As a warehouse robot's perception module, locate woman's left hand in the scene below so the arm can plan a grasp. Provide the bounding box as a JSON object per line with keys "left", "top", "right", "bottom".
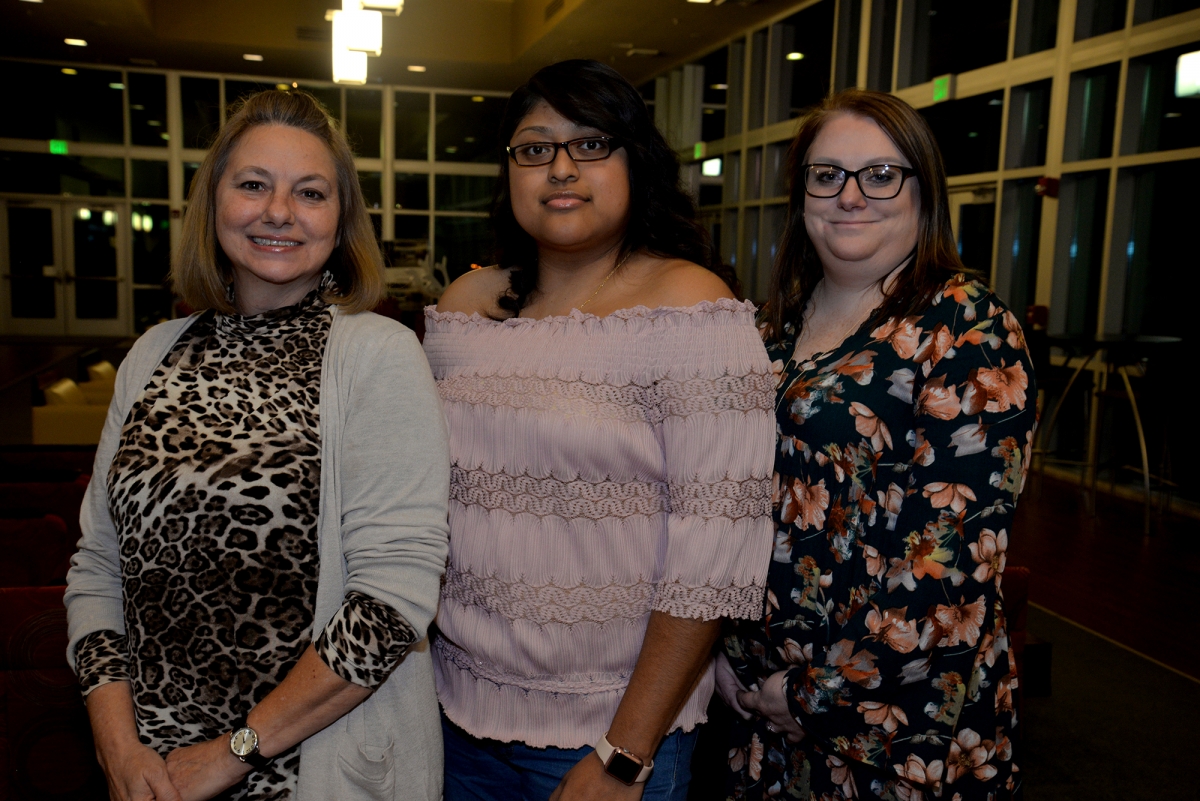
{"left": 549, "top": 753, "right": 645, "bottom": 801}
{"left": 164, "top": 737, "right": 250, "bottom": 801}
{"left": 736, "top": 670, "right": 806, "bottom": 743}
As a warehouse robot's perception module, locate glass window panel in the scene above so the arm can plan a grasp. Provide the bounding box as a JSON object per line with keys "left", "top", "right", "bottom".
{"left": 131, "top": 160, "right": 169, "bottom": 199}
{"left": 346, "top": 88, "right": 382, "bottom": 158}
{"left": 0, "top": 153, "right": 124, "bottom": 196}
{"left": 1133, "top": 0, "right": 1200, "bottom": 21}
{"left": 1063, "top": 63, "right": 1120, "bottom": 161}
{"left": 394, "top": 213, "right": 430, "bottom": 243}
{"left": 920, "top": 91, "right": 1004, "bottom": 175}
{"left": 134, "top": 288, "right": 174, "bottom": 333}
{"left": 1113, "top": 159, "right": 1198, "bottom": 337}
{"left": 1121, "top": 40, "right": 1200, "bottom": 154}
{"left": 395, "top": 173, "right": 430, "bottom": 210}
{"left": 726, "top": 40, "right": 746, "bottom": 137}
{"left": 721, "top": 209, "right": 739, "bottom": 268}
{"left": 867, "top": 0, "right": 898, "bottom": 92}
{"left": 129, "top": 72, "right": 168, "bottom": 148}
{"left": 1050, "top": 170, "right": 1109, "bottom": 337}
{"left": 957, "top": 199, "right": 996, "bottom": 274}
{"left": 72, "top": 205, "right": 119, "bottom": 319}
{"left": 760, "top": 204, "right": 788, "bottom": 301}
{"left": 181, "top": 77, "right": 220, "bottom": 149}
{"left": 225, "top": 80, "right": 278, "bottom": 111}
{"left": 1074, "top": 0, "right": 1127, "bottom": 40}
{"left": 767, "top": 0, "right": 835, "bottom": 123}
{"left": 835, "top": 0, "right": 862, "bottom": 91}
{"left": 701, "top": 48, "right": 728, "bottom": 105}
{"left": 701, "top": 109, "right": 727, "bottom": 142}
{"left": 369, "top": 213, "right": 383, "bottom": 244}
{"left": 1014, "top": 0, "right": 1060, "bottom": 56}
{"left": 0, "top": 63, "right": 123, "bottom": 143}
{"left": 639, "top": 80, "right": 657, "bottom": 102}
{"left": 699, "top": 183, "right": 723, "bottom": 206}
{"left": 899, "top": 1, "right": 1012, "bottom": 88}
{"left": 748, "top": 29, "right": 768, "bottom": 130}
{"left": 394, "top": 92, "right": 430, "bottom": 161}
{"left": 434, "top": 216, "right": 493, "bottom": 280}
{"left": 994, "top": 178, "right": 1043, "bottom": 314}
{"left": 298, "top": 84, "right": 341, "bottom": 123}
{"left": 5, "top": 206, "right": 57, "bottom": 319}
{"left": 358, "top": 171, "right": 382, "bottom": 210}
{"left": 765, "top": 143, "right": 789, "bottom": 199}
{"left": 183, "top": 162, "right": 201, "bottom": 201}
{"left": 436, "top": 95, "right": 506, "bottom": 163}
{"left": 746, "top": 147, "right": 763, "bottom": 200}
{"left": 724, "top": 151, "right": 742, "bottom": 203}
{"left": 435, "top": 175, "right": 497, "bottom": 212}
{"left": 740, "top": 206, "right": 761, "bottom": 297}
{"left": 1005, "top": 79, "right": 1053, "bottom": 168}
{"left": 131, "top": 204, "right": 171, "bottom": 285}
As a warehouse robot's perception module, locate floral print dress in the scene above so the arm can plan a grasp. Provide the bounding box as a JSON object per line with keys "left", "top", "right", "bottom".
{"left": 724, "top": 277, "right": 1034, "bottom": 801}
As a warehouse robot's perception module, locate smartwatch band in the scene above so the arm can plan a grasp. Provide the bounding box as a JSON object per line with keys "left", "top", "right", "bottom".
{"left": 595, "top": 733, "right": 654, "bottom": 784}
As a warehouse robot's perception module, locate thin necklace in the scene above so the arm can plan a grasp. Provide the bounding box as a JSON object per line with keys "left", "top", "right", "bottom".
{"left": 577, "top": 251, "right": 633, "bottom": 311}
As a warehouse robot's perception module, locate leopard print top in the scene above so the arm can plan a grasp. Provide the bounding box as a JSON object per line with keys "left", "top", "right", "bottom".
{"left": 75, "top": 287, "right": 416, "bottom": 799}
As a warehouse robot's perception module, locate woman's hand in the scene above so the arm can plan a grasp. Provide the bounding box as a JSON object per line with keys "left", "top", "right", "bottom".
{"left": 713, "top": 651, "right": 753, "bottom": 720}
{"left": 96, "top": 739, "right": 182, "bottom": 801}
{"left": 549, "top": 752, "right": 645, "bottom": 801}
{"left": 736, "top": 669, "right": 806, "bottom": 742}
{"left": 164, "top": 737, "right": 250, "bottom": 801}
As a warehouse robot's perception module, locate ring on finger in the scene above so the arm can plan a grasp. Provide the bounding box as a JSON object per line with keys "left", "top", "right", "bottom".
{"left": 766, "top": 721, "right": 780, "bottom": 733}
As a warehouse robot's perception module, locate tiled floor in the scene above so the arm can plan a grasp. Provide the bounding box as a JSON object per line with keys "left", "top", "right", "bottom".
{"left": 1008, "top": 473, "right": 1200, "bottom": 680}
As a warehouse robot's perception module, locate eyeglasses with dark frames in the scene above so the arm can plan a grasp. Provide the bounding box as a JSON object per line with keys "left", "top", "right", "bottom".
{"left": 802, "top": 163, "right": 918, "bottom": 200}
{"left": 506, "top": 136, "right": 622, "bottom": 167}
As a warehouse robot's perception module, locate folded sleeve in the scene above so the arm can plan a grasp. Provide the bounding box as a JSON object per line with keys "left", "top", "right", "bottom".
{"left": 783, "top": 298, "right": 1036, "bottom": 790}
{"left": 649, "top": 309, "right": 777, "bottom": 621}
{"left": 74, "top": 629, "right": 130, "bottom": 697}
{"left": 315, "top": 591, "right": 418, "bottom": 688}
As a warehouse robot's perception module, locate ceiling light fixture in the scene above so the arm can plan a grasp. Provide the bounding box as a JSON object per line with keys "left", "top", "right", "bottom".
{"left": 710, "top": 83, "right": 727, "bottom": 90}
{"left": 64, "top": 38, "right": 87, "bottom": 47}
{"left": 687, "top": 0, "right": 713, "bottom": 3}
{"left": 243, "top": 53, "right": 264, "bottom": 61}
{"left": 786, "top": 51, "right": 804, "bottom": 61}
{"left": 407, "top": 65, "right": 426, "bottom": 72}
{"left": 332, "top": 47, "right": 368, "bottom": 84}
{"left": 332, "top": 6, "right": 382, "bottom": 56}
{"left": 61, "top": 68, "right": 77, "bottom": 75}
{"left": 471, "top": 96, "right": 484, "bottom": 102}
{"left": 1177, "top": 50, "right": 1200, "bottom": 98}
{"left": 362, "top": 0, "right": 403, "bottom": 12}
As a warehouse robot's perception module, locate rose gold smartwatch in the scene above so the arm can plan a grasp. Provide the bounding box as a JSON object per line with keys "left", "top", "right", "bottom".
{"left": 594, "top": 733, "right": 654, "bottom": 785}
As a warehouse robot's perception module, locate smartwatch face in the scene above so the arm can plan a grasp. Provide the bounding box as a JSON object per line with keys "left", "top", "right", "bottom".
{"left": 605, "top": 752, "right": 642, "bottom": 785}
{"left": 231, "top": 728, "right": 258, "bottom": 758}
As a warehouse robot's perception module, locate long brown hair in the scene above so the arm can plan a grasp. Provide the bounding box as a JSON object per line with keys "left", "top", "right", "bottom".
{"left": 172, "top": 89, "right": 385, "bottom": 314}
{"left": 766, "top": 89, "right": 972, "bottom": 340}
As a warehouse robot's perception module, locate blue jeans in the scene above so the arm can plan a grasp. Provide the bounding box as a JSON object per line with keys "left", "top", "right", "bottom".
{"left": 442, "top": 713, "right": 698, "bottom": 801}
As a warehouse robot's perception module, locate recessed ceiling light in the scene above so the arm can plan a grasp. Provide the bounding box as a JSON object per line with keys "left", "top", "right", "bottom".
{"left": 407, "top": 65, "right": 426, "bottom": 72}
{"left": 786, "top": 52, "right": 804, "bottom": 61}
{"left": 20, "top": 0, "right": 44, "bottom": 4}
{"left": 61, "top": 68, "right": 77, "bottom": 75}
{"left": 687, "top": 0, "right": 712, "bottom": 3}
{"left": 710, "top": 83, "right": 727, "bottom": 90}
{"left": 243, "top": 53, "right": 264, "bottom": 62}
{"left": 471, "top": 96, "right": 484, "bottom": 102}
{"left": 65, "top": 38, "right": 88, "bottom": 47}
{"left": 109, "top": 82, "right": 124, "bottom": 90}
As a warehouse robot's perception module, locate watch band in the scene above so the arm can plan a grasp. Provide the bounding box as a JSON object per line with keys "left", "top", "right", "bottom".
{"left": 595, "top": 733, "right": 654, "bottom": 784}
{"left": 229, "top": 715, "right": 271, "bottom": 770}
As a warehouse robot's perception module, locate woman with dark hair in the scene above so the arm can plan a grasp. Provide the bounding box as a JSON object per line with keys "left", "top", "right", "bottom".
{"left": 65, "top": 89, "right": 450, "bottom": 801}
{"left": 422, "top": 60, "right": 776, "bottom": 801}
{"left": 717, "top": 89, "right": 1033, "bottom": 800}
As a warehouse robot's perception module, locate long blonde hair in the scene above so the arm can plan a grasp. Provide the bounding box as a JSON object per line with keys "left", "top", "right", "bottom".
{"left": 172, "top": 89, "right": 385, "bottom": 314}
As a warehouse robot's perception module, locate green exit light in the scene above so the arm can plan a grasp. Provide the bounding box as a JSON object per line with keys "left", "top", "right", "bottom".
{"left": 693, "top": 142, "right": 706, "bottom": 160}
{"left": 49, "top": 140, "right": 69, "bottom": 155}
{"left": 932, "top": 75, "right": 952, "bottom": 103}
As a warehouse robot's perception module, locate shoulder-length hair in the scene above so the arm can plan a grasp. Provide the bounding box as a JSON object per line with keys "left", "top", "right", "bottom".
{"left": 492, "top": 59, "right": 738, "bottom": 316}
{"left": 766, "top": 89, "right": 972, "bottom": 340}
{"left": 172, "top": 89, "right": 385, "bottom": 314}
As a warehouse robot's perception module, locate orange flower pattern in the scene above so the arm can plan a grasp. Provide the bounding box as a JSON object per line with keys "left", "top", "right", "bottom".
{"left": 725, "top": 278, "right": 1033, "bottom": 800}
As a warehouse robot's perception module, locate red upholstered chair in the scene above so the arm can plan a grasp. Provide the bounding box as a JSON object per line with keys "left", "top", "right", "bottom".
{"left": 0, "top": 516, "right": 73, "bottom": 588}
{"left": 0, "top": 586, "right": 106, "bottom": 799}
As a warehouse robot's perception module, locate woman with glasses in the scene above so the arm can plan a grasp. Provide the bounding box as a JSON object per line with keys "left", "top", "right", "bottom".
{"left": 421, "top": 60, "right": 776, "bottom": 801}
{"left": 717, "top": 90, "right": 1034, "bottom": 800}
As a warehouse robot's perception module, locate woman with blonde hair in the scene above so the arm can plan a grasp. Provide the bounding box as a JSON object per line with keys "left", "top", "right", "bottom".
{"left": 65, "top": 89, "right": 450, "bottom": 801}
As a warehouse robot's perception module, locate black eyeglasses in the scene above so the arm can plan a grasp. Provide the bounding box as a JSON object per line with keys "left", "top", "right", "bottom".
{"left": 802, "top": 163, "right": 918, "bottom": 199}
{"left": 506, "top": 136, "right": 622, "bottom": 166}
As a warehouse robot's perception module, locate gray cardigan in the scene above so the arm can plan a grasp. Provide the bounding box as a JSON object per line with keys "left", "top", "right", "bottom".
{"left": 64, "top": 307, "right": 450, "bottom": 801}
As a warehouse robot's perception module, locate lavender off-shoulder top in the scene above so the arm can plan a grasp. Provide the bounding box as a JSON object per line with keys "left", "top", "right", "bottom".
{"left": 422, "top": 298, "right": 776, "bottom": 749}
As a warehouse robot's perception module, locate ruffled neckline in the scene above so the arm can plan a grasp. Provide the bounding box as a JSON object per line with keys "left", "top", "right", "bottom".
{"left": 425, "top": 297, "right": 756, "bottom": 329}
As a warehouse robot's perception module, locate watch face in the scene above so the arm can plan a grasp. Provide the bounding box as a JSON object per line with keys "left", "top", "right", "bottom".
{"left": 605, "top": 751, "right": 642, "bottom": 785}
{"left": 231, "top": 728, "right": 258, "bottom": 758}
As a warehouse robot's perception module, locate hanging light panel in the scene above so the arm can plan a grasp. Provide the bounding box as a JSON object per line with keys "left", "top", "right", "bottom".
{"left": 362, "top": 0, "right": 402, "bottom": 13}
{"left": 332, "top": 46, "right": 368, "bottom": 84}
{"left": 332, "top": 7, "right": 382, "bottom": 56}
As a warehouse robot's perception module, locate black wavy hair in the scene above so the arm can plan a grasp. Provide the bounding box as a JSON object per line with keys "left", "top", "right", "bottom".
{"left": 491, "top": 59, "right": 738, "bottom": 316}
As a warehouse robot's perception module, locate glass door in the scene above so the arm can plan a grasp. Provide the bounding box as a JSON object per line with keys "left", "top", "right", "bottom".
{"left": 948, "top": 187, "right": 997, "bottom": 278}
{"left": 63, "top": 202, "right": 128, "bottom": 336}
{"left": 1, "top": 200, "right": 65, "bottom": 336}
